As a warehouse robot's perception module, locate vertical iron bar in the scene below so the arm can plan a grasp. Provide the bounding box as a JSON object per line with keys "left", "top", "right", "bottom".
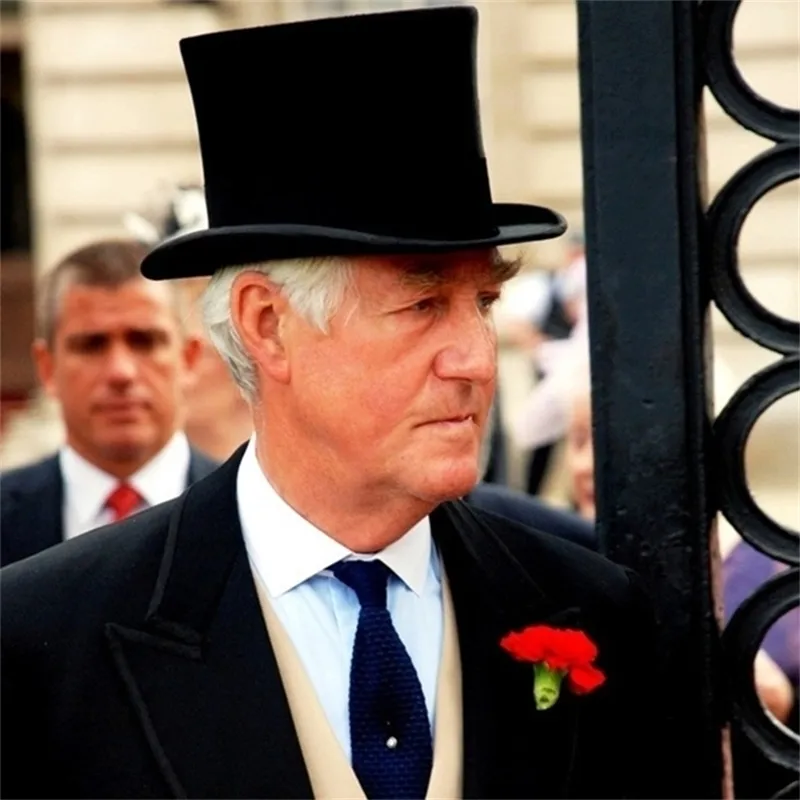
{"left": 577, "top": 2, "right": 722, "bottom": 797}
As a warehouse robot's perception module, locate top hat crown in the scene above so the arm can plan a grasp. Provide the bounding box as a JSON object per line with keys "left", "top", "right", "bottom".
{"left": 142, "top": 5, "right": 566, "bottom": 280}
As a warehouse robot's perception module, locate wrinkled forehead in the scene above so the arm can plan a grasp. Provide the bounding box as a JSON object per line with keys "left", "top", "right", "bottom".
{"left": 359, "top": 248, "right": 519, "bottom": 289}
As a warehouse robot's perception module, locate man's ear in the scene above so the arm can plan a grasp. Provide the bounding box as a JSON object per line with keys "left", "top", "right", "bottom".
{"left": 181, "top": 334, "right": 204, "bottom": 373}
{"left": 177, "top": 334, "right": 205, "bottom": 397}
{"left": 230, "top": 272, "right": 291, "bottom": 384}
{"left": 32, "top": 339, "right": 58, "bottom": 397}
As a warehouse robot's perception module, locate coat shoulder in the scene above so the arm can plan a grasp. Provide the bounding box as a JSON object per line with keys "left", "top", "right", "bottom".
{"left": 466, "top": 482, "right": 596, "bottom": 550}
{"left": 1, "top": 499, "right": 176, "bottom": 642}
{"left": 461, "top": 502, "right": 642, "bottom": 616}
{"left": 0, "top": 455, "right": 60, "bottom": 498}
{"left": 188, "top": 447, "right": 221, "bottom": 481}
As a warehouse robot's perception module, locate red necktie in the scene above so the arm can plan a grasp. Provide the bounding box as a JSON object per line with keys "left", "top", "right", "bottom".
{"left": 105, "top": 483, "right": 143, "bottom": 522}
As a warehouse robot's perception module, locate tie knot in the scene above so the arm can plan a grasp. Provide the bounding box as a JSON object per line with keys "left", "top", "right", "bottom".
{"left": 106, "top": 482, "right": 143, "bottom": 521}
{"left": 331, "top": 559, "right": 391, "bottom": 608}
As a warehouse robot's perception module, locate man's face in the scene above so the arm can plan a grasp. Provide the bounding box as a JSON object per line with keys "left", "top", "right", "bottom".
{"left": 277, "top": 250, "right": 504, "bottom": 505}
{"left": 34, "top": 279, "right": 199, "bottom": 473}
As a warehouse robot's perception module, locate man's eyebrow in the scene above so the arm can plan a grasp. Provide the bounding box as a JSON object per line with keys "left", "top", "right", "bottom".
{"left": 64, "top": 331, "right": 108, "bottom": 342}
{"left": 394, "top": 252, "right": 522, "bottom": 290}
{"left": 490, "top": 254, "right": 523, "bottom": 282}
{"left": 63, "top": 327, "right": 168, "bottom": 341}
{"left": 398, "top": 267, "right": 446, "bottom": 291}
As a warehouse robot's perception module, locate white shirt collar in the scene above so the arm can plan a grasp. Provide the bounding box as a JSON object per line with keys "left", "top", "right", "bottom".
{"left": 236, "top": 437, "right": 432, "bottom": 598}
{"left": 129, "top": 431, "right": 192, "bottom": 506}
{"left": 60, "top": 431, "right": 191, "bottom": 528}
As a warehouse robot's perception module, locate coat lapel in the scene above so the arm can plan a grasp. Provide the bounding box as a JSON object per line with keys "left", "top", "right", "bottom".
{"left": 104, "top": 447, "right": 312, "bottom": 799}
{"left": 433, "top": 501, "right": 583, "bottom": 799}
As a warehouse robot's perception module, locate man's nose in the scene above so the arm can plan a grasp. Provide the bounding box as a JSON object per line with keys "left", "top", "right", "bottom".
{"left": 433, "top": 308, "right": 496, "bottom": 384}
{"left": 104, "top": 344, "right": 138, "bottom": 384}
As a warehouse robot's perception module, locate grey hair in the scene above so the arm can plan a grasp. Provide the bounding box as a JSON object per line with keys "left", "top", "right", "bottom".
{"left": 202, "top": 256, "right": 353, "bottom": 400}
{"left": 37, "top": 239, "right": 177, "bottom": 345}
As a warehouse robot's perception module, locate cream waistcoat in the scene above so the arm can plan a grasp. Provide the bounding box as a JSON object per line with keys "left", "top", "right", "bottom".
{"left": 252, "top": 569, "right": 463, "bottom": 799}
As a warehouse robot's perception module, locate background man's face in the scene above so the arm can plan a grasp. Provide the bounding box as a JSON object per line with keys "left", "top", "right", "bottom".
{"left": 34, "top": 278, "right": 198, "bottom": 472}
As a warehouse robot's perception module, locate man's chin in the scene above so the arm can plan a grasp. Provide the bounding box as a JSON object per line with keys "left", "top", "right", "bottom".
{"left": 409, "top": 463, "right": 480, "bottom": 505}
{"left": 99, "top": 438, "right": 152, "bottom": 464}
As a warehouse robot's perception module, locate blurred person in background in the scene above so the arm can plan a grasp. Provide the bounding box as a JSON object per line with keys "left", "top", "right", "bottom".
{"left": 502, "top": 232, "right": 585, "bottom": 357}
{"left": 560, "top": 355, "right": 595, "bottom": 522}
{"left": 125, "top": 184, "right": 253, "bottom": 460}
{"left": 503, "top": 232, "right": 586, "bottom": 495}
{"left": 511, "top": 295, "right": 589, "bottom": 509}
{"left": 0, "top": 239, "right": 218, "bottom": 567}
{"left": 469, "top": 399, "right": 595, "bottom": 549}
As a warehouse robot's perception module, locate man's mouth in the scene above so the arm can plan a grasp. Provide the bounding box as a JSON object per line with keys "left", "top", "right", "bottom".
{"left": 424, "top": 414, "right": 476, "bottom": 426}
{"left": 96, "top": 401, "right": 145, "bottom": 415}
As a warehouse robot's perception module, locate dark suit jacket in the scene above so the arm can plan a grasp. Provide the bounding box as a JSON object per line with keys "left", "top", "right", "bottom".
{"left": 467, "top": 483, "right": 597, "bottom": 551}
{"left": 0, "top": 447, "right": 218, "bottom": 568}
{"left": 1, "top": 446, "right": 659, "bottom": 799}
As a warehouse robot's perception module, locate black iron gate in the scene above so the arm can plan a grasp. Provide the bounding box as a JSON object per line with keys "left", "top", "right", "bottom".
{"left": 576, "top": 1, "right": 799, "bottom": 797}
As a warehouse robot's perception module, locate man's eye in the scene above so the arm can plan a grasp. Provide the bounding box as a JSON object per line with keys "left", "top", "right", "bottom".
{"left": 409, "top": 299, "right": 436, "bottom": 313}
{"left": 479, "top": 294, "right": 500, "bottom": 312}
{"left": 127, "top": 331, "right": 157, "bottom": 350}
{"left": 70, "top": 335, "right": 106, "bottom": 353}
{"left": 127, "top": 330, "right": 168, "bottom": 350}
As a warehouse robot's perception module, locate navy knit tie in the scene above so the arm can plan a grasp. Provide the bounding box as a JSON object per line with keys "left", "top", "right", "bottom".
{"left": 331, "top": 559, "right": 433, "bottom": 800}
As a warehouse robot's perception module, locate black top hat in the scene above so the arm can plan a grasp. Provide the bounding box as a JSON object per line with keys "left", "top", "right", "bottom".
{"left": 142, "top": 5, "right": 566, "bottom": 280}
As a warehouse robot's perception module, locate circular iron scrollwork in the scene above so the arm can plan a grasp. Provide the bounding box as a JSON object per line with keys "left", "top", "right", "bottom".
{"left": 713, "top": 355, "right": 800, "bottom": 563}
{"left": 707, "top": 144, "right": 800, "bottom": 355}
{"left": 700, "top": 0, "right": 798, "bottom": 791}
{"left": 722, "top": 568, "right": 800, "bottom": 770}
{"left": 704, "top": 0, "right": 800, "bottom": 143}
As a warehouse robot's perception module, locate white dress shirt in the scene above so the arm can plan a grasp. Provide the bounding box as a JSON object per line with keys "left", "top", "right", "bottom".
{"left": 60, "top": 432, "right": 192, "bottom": 540}
{"left": 236, "top": 437, "right": 444, "bottom": 762}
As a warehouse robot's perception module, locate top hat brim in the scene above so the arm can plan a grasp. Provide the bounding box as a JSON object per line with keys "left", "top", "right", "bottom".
{"left": 141, "top": 203, "right": 567, "bottom": 280}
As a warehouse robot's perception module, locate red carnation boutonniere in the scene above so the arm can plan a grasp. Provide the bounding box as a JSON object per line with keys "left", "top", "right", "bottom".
{"left": 500, "top": 625, "right": 606, "bottom": 710}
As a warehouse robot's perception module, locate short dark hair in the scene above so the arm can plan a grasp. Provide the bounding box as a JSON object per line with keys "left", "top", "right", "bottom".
{"left": 37, "top": 239, "right": 180, "bottom": 344}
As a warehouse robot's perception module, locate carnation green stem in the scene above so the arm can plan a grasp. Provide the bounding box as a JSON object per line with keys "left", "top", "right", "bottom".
{"left": 533, "top": 663, "right": 565, "bottom": 710}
